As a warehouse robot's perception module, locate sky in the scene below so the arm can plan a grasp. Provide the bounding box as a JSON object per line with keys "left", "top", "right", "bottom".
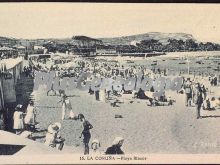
{"left": 0, "top": 3, "right": 220, "bottom": 43}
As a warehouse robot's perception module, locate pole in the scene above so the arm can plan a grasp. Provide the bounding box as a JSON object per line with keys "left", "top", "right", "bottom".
{"left": 186, "top": 56, "right": 190, "bottom": 75}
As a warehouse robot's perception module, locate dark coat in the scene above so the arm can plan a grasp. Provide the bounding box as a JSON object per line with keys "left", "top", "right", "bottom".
{"left": 105, "top": 145, "right": 124, "bottom": 155}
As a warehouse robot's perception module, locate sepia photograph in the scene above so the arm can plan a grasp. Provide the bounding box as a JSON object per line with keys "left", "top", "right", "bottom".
{"left": 0, "top": 2, "right": 220, "bottom": 164}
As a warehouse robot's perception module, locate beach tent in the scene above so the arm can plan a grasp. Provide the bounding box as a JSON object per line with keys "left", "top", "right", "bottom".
{"left": 62, "top": 62, "right": 79, "bottom": 69}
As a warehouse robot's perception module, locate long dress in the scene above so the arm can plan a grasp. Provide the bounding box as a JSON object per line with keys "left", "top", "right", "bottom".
{"left": 99, "top": 90, "right": 106, "bottom": 102}
{"left": 24, "top": 105, "right": 36, "bottom": 125}
{"left": 45, "top": 132, "right": 56, "bottom": 147}
{"left": 65, "top": 98, "right": 74, "bottom": 118}
{"left": 62, "top": 98, "right": 74, "bottom": 120}
{"left": 13, "top": 111, "right": 24, "bottom": 130}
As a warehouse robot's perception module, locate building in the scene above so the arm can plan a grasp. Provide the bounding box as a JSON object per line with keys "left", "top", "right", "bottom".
{"left": 96, "top": 47, "right": 117, "bottom": 56}
{"left": 0, "top": 47, "right": 18, "bottom": 58}
{"left": 0, "top": 57, "right": 23, "bottom": 130}
{"left": 0, "top": 57, "right": 23, "bottom": 108}
{"left": 34, "top": 45, "right": 46, "bottom": 54}
{"left": 0, "top": 37, "right": 17, "bottom": 47}
{"left": 15, "top": 45, "right": 26, "bottom": 55}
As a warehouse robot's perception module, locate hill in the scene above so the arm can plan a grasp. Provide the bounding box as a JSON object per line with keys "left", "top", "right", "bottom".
{"left": 70, "top": 36, "right": 103, "bottom": 47}
{"left": 99, "top": 32, "right": 196, "bottom": 45}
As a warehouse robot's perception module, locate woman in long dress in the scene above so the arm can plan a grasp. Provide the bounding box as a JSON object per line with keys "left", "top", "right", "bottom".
{"left": 24, "top": 101, "right": 37, "bottom": 130}
{"left": 58, "top": 94, "right": 74, "bottom": 120}
{"left": 13, "top": 104, "right": 24, "bottom": 134}
{"left": 99, "top": 89, "right": 106, "bottom": 102}
{"left": 64, "top": 97, "right": 75, "bottom": 119}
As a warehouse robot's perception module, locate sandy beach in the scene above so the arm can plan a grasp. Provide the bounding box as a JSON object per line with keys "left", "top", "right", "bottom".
{"left": 29, "top": 51, "right": 220, "bottom": 154}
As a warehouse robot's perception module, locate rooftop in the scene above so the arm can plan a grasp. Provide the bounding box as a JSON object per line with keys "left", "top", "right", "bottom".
{"left": 0, "top": 46, "right": 15, "bottom": 51}
{"left": 0, "top": 130, "right": 58, "bottom": 155}
{"left": 0, "top": 57, "right": 23, "bottom": 70}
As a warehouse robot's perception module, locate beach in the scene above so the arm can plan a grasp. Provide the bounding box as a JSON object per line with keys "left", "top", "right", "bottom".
{"left": 30, "top": 51, "right": 220, "bottom": 154}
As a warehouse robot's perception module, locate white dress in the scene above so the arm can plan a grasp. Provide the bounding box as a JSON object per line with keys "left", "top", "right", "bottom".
{"left": 24, "top": 105, "right": 36, "bottom": 125}
{"left": 99, "top": 90, "right": 106, "bottom": 102}
{"left": 62, "top": 99, "right": 74, "bottom": 119}
{"left": 45, "top": 132, "right": 56, "bottom": 147}
{"left": 13, "top": 111, "right": 24, "bottom": 130}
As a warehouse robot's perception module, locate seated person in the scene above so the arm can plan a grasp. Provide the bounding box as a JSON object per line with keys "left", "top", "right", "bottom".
{"left": 105, "top": 137, "right": 124, "bottom": 155}
{"left": 217, "top": 97, "right": 220, "bottom": 108}
{"left": 19, "top": 130, "right": 33, "bottom": 139}
{"left": 121, "top": 85, "right": 132, "bottom": 94}
{"left": 134, "top": 88, "right": 150, "bottom": 100}
{"left": 147, "top": 96, "right": 174, "bottom": 106}
{"left": 203, "top": 97, "right": 218, "bottom": 110}
{"left": 91, "top": 139, "right": 101, "bottom": 154}
{"left": 45, "top": 122, "right": 65, "bottom": 150}
{"left": 210, "top": 97, "right": 219, "bottom": 110}
{"left": 158, "top": 94, "right": 167, "bottom": 102}
{"left": 112, "top": 90, "right": 122, "bottom": 97}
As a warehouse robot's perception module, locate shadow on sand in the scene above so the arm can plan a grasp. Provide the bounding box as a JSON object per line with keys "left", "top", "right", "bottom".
{"left": 201, "top": 115, "right": 220, "bottom": 118}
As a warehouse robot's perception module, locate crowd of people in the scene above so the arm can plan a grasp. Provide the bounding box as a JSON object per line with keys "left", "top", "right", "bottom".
{"left": 183, "top": 77, "right": 220, "bottom": 118}
{"left": 8, "top": 55, "right": 220, "bottom": 155}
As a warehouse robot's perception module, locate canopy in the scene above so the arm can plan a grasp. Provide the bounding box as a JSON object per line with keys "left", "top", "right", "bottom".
{"left": 0, "top": 47, "right": 14, "bottom": 51}
{"left": 0, "top": 130, "right": 58, "bottom": 155}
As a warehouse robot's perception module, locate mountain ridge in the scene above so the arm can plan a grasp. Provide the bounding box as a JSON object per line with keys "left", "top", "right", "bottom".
{"left": 0, "top": 32, "right": 219, "bottom": 48}
{"left": 99, "top": 32, "right": 196, "bottom": 45}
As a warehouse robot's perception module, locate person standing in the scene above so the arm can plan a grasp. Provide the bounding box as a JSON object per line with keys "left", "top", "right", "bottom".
{"left": 184, "top": 78, "right": 193, "bottom": 107}
{"left": 79, "top": 114, "right": 93, "bottom": 155}
{"left": 64, "top": 96, "right": 75, "bottom": 119}
{"left": 194, "top": 83, "right": 204, "bottom": 119}
{"left": 58, "top": 94, "right": 66, "bottom": 120}
{"left": 95, "top": 90, "right": 100, "bottom": 101}
{"left": 24, "top": 101, "right": 37, "bottom": 131}
{"left": 13, "top": 105, "right": 25, "bottom": 134}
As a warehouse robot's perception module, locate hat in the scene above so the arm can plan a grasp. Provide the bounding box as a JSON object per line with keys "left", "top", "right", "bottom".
{"left": 206, "top": 97, "right": 210, "bottom": 100}
{"left": 91, "top": 139, "right": 101, "bottom": 149}
{"left": 15, "top": 104, "right": 23, "bottom": 111}
{"left": 48, "top": 122, "right": 61, "bottom": 133}
{"left": 16, "top": 104, "right": 23, "bottom": 109}
{"left": 112, "top": 137, "right": 124, "bottom": 146}
{"left": 29, "top": 100, "right": 34, "bottom": 105}
{"left": 78, "top": 114, "right": 85, "bottom": 120}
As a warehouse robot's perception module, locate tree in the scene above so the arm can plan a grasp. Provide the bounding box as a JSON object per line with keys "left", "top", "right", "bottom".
{"left": 184, "top": 39, "right": 198, "bottom": 51}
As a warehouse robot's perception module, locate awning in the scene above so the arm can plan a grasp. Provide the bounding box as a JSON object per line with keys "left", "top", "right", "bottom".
{"left": 0, "top": 130, "right": 59, "bottom": 155}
